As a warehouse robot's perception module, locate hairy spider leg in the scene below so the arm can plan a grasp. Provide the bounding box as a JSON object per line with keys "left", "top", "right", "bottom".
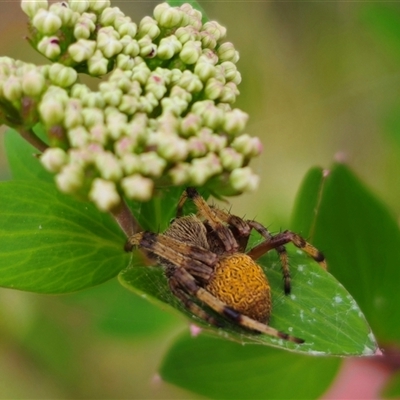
{"left": 246, "top": 220, "right": 292, "bottom": 294}
{"left": 168, "top": 275, "right": 222, "bottom": 327}
{"left": 126, "top": 231, "right": 216, "bottom": 281}
{"left": 246, "top": 230, "right": 327, "bottom": 272}
{"left": 173, "top": 267, "right": 304, "bottom": 344}
{"left": 208, "top": 206, "right": 252, "bottom": 252}
{"left": 177, "top": 188, "right": 238, "bottom": 253}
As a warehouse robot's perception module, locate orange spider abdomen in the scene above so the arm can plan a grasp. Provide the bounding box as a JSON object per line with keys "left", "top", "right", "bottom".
{"left": 205, "top": 253, "right": 271, "bottom": 323}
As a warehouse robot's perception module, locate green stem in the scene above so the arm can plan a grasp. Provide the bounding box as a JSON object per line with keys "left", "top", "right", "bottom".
{"left": 19, "top": 127, "right": 48, "bottom": 153}
{"left": 110, "top": 198, "right": 141, "bottom": 238}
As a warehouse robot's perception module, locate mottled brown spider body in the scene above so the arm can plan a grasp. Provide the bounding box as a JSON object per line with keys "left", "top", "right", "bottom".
{"left": 205, "top": 253, "right": 271, "bottom": 323}
{"left": 126, "top": 188, "right": 326, "bottom": 344}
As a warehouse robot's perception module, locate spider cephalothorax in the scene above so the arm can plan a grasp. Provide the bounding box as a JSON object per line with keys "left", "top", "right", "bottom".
{"left": 125, "top": 188, "right": 326, "bottom": 343}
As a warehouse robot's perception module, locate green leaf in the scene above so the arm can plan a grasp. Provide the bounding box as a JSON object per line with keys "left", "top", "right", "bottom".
{"left": 120, "top": 232, "right": 377, "bottom": 356}
{"left": 160, "top": 333, "right": 341, "bottom": 400}
{"left": 4, "top": 128, "right": 53, "bottom": 182}
{"left": 0, "top": 180, "right": 129, "bottom": 293}
{"left": 291, "top": 163, "right": 400, "bottom": 344}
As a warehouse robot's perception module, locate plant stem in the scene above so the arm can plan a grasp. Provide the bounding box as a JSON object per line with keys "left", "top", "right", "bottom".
{"left": 19, "top": 127, "right": 48, "bottom": 152}
{"left": 110, "top": 198, "right": 141, "bottom": 238}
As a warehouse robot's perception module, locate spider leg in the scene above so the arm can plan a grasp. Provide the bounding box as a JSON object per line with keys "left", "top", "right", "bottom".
{"left": 247, "top": 230, "right": 326, "bottom": 267}
{"left": 177, "top": 188, "right": 238, "bottom": 253}
{"left": 209, "top": 206, "right": 251, "bottom": 252}
{"left": 173, "top": 267, "right": 304, "bottom": 344}
{"left": 125, "top": 231, "right": 216, "bottom": 281}
{"left": 247, "top": 220, "right": 292, "bottom": 294}
{"left": 168, "top": 276, "right": 223, "bottom": 327}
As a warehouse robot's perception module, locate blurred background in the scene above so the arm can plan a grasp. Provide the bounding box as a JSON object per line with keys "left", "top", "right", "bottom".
{"left": 1, "top": 1, "right": 400, "bottom": 398}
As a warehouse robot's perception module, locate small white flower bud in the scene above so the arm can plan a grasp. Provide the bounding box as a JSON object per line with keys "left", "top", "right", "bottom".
{"left": 158, "top": 35, "right": 182, "bottom": 60}
{"left": 68, "top": 39, "right": 96, "bottom": 62}
{"left": 68, "top": 0, "right": 89, "bottom": 13}
{"left": 157, "top": 134, "right": 188, "bottom": 162}
{"left": 169, "top": 163, "right": 190, "bottom": 185}
{"left": 229, "top": 167, "right": 259, "bottom": 192}
{"left": 161, "top": 97, "right": 188, "bottom": 116}
{"left": 68, "top": 126, "right": 89, "bottom": 148}
{"left": 70, "top": 83, "right": 90, "bottom": 99}
{"left": 180, "top": 113, "right": 202, "bottom": 137}
{"left": 121, "top": 36, "right": 140, "bottom": 57}
{"left": 99, "top": 6, "right": 123, "bottom": 25}
{"left": 138, "top": 16, "right": 160, "bottom": 39}
{"left": 82, "top": 107, "right": 104, "bottom": 127}
{"left": 39, "top": 98, "right": 64, "bottom": 125}
{"left": 189, "top": 153, "right": 221, "bottom": 186}
{"left": 32, "top": 9, "right": 62, "bottom": 35}
{"left": 145, "top": 72, "right": 167, "bottom": 100}
{"left": 116, "top": 54, "right": 135, "bottom": 71}
{"left": 219, "top": 148, "right": 244, "bottom": 171}
{"left": 74, "top": 16, "right": 96, "bottom": 39}
{"left": 196, "top": 127, "right": 226, "bottom": 152}
{"left": 202, "top": 21, "right": 227, "bottom": 42}
{"left": 187, "top": 137, "right": 207, "bottom": 157}
{"left": 3, "top": 76, "right": 22, "bottom": 102}
{"left": 82, "top": 92, "right": 105, "bottom": 108}
{"left": 175, "top": 26, "right": 198, "bottom": 44}
{"left": 88, "top": 0, "right": 111, "bottom": 14}
{"left": 120, "top": 153, "right": 140, "bottom": 174}
{"left": 154, "top": 3, "right": 183, "bottom": 28}
{"left": 49, "top": 63, "right": 77, "bottom": 87}
{"left": 40, "top": 147, "right": 68, "bottom": 173}
{"left": 121, "top": 174, "right": 153, "bottom": 201}
{"left": 90, "top": 124, "right": 109, "bottom": 145}
{"left": 194, "top": 60, "right": 215, "bottom": 82}
{"left": 21, "top": 0, "right": 48, "bottom": 19}
{"left": 22, "top": 70, "right": 46, "bottom": 97}
{"left": 231, "top": 134, "right": 263, "bottom": 157}
{"left": 204, "top": 78, "right": 224, "bottom": 100}
{"left": 118, "top": 22, "right": 137, "bottom": 37}
{"left": 223, "top": 108, "right": 248, "bottom": 135}
{"left": 48, "top": 3, "right": 74, "bottom": 26}
{"left": 139, "top": 152, "right": 167, "bottom": 177}
{"left": 219, "top": 85, "right": 238, "bottom": 104}
{"left": 97, "top": 29, "right": 123, "bottom": 58}
{"left": 113, "top": 15, "right": 131, "bottom": 30}
{"left": 56, "top": 164, "right": 84, "bottom": 194}
{"left": 218, "top": 42, "right": 239, "bottom": 63}
{"left": 87, "top": 50, "right": 109, "bottom": 76}
{"left": 119, "top": 94, "right": 139, "bottom": 115}
{"left": 179, "top": 40, "right": 202, "bottom": 65}
{"left": 89, "top": 178, "right": 120, "bottom": 212}
{"left": 64, "top": 99, "right": 83, "bottom": 129}
{"left": 37, "top": 36, "right": 61, "bottom": 59}
{"left": 177, "top": 70, "right": 203, "bottom": 93}
{"left": 200, "top": 31, "right": 217, "bottom": 50}
{"left": 95, "top": 151, "right": 123, "bottom": 181}
{"left": 219, "top": 61, "right": 240, "bottom": 83}
{"left": 100, "top": 83, "right": 122, "bottom": 106}
{"left": 138, "top": 35, "right": 157, "bottom": 58}
{"left": 131, "top": 62, "right": 151, "bottom": 85}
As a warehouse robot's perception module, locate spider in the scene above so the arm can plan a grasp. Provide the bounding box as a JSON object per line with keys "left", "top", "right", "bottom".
{"left": 125, "top": 187, "right": 326, "bottom": 344}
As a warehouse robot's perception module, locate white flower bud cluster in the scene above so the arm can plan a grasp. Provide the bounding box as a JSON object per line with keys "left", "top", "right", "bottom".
{"left": 0, "top": 0, "right": 263, "bottom": 212}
